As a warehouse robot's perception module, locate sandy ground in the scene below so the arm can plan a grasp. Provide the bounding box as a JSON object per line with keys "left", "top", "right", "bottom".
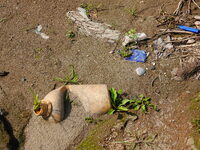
{"left": 0, "top": 0, "right": 200, "bottom": 149}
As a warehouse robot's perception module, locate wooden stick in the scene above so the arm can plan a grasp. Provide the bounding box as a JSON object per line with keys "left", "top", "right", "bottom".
{"left": 159, "top": 29, "right": 194, "bottom": 34}
{"left": 192, "top": 0, "right": 200, "bottom": 9}
{"left": 174, "top": 0, "right": 186, "bottom": 15}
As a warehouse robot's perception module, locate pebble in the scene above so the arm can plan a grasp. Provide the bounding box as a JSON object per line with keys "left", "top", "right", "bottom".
{"left": 187, "top": 39, "right": 196, "bottom": 44}
{"left": 21, "top": 77, "right": 26, "bottom": 82}
{"left": 194, "top": 15, "right": 200, "bottom": 20}
{"left": 194, "top": 21, "right": 200, "bottom": 29}
{"left": 135, "top": 67, "right": 146, "bottom": 76}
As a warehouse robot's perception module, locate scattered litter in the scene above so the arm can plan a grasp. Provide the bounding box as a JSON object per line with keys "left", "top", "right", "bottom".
{"left": 67, "top": 8, "right": 121, "bottom": 43}
{"left": 153, "top": 36, "right": 174, "bottom": 59}
{"left": 136, "top": 67, "right": 146, "bottom": 76}
{"left": 178, "top": 25, "right": 200, "bottom": 34}
{"left": 125, "top": 49, "right": 147, "bottom": 62}
{"left": 0, "top": 71, "right": 9, "bottom": 76}
{"left": 122, "top": 33, "right": 147, "bottom": 46}
{"left": 34, "top": 25, "right": 49, "bottom": 40}
{"left": 194, "top": 16, "right": 200, "bottom": 20}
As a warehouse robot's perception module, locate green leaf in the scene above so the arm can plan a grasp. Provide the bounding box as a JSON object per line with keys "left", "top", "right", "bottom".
{"left": 53, "top": 77, "right": 65, "bottom": 82}
{"left": 141, "top": 105, "right": 147, "bottom": 112}
{"left": 143, "top": 97, "right": 151, "bottom": 102}
{"left": 136, "top": 100, "right": 142, "bottom": 104}
{"left": 138, "top": 94, "right": 144, "bottom": 99}
{"left": 108, "top": 108, "right": 115, "bottom": 115}
{"left": 120, "top": 99, "right": 131, "bottom": 106}
{"left": 110, "top": 88, "right": 117, "bottom": 101}
{"left": 117, "top": 106, "right": 129, "bottom": 111}
{"left": 133, "top": 105, "right": 140, "bottom": 111}
{"left": 149, "top": 104, "right": 157, "bottom": 110}
{"left": 117, "top": 89, "right": 123, "bottom": 95}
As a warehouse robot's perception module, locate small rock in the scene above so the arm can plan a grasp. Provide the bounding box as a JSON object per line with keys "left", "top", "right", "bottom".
{"left": 187, "top": 39, "right": 196, "bottom": 44}
{"left": 195, "top": 21, "right": 200, "bottom": 29}
{"left": 21, "top": 77, "right": 26, "bottom": 82}
{"left": 136, "top": 67, "right": 146, "bottom": 76}
{"left": 194, "top": 15, "right": 200, "bottom": 20}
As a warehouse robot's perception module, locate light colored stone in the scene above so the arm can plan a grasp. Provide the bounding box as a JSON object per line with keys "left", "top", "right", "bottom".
{"left": 194, "top": 15, "right": 200, "bottom": 20}
{"left": 136, "top": 67, "right": 146, "bottom": 76}
{"left": 187, "top": 39, "right": 196, "bottom": 44}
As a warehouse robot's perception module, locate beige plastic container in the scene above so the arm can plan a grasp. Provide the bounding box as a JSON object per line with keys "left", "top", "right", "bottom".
{"left": 34, "top": 85, "right": 111, "bottom": 122}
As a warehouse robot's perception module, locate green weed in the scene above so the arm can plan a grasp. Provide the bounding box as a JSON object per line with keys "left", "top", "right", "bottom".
{"left": 192, "top": 119, "right": 200, "bottom": 133}
{"left": 80, "top": 3, "right": 95, "bottom": 16}
{"left": 33, "top": 93, "right": 41, "bottom": 111}
{"left": 192, "top": 93, "right": 200, "bottom": 102}
{"left": 53, "top": 65, "right": 79, "bottom": 85}
{"left": 131, "top": 94, "right": 157, "bottom": 113}
{"left": 66, "top": 31, "right": 75, "bottom": 39}
{"left": 108, "top": 88, "right": 157, "bottom": 115}
{"left": 119, "top": 47, "right": 133, "bottom": 58}
{"left": 128, "top": 8, "right": 138, "bottom": 17}
{"left": 126, "top": 28, "right": 138, "bottom": 39}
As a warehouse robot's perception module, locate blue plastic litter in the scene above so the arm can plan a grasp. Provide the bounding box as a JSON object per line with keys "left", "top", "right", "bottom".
{"left": 125, "top": 49, "right": 147, "bottom": 63}
{"left": 178, "top": 25, "right": 200, "bottom": 34}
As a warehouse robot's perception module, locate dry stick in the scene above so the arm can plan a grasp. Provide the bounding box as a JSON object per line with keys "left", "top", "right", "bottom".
{"left": 192, "top": 0, "right": 200, "bottom": 9}
{"left": 159, "top": 29, "right": 194, "bottom": 34}
{"left": 174, "top": 0, "right": 186, "bottom": 15}
{"left": 188, "top": 0, "right": 192, "bottom": 14}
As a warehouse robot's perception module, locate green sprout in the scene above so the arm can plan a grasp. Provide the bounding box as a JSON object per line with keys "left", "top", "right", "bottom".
{"left": 33, "top": 93, "right": 41, "bottom": 111}
{"left": 192, "top": 119, "right": 200, "bottom": 133}
{"left": 66, "top": 31, "right": 75, "bottom": 39}
{"left": 119, "top": 47, "right": 133, "bottom": 58}
{"left": 126, "top": 28, "right": 138, "bottom": 39}
{"left": 54, "top": 65, "right": 79, "bottom": 85}
{"left": 128, "top": 8, "right": 138, "bottom": 17}
{"left": 108, "top": 88, "right": 157, "bottom": 115}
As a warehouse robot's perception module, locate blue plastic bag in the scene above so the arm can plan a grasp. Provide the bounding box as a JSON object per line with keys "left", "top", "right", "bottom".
{"left": 125, "top": 49, "right": 147, "bottom": 63}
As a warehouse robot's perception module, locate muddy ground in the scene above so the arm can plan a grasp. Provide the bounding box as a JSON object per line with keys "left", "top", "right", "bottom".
{"left": 0, "top": 0, "right": 200, "bottom": 150}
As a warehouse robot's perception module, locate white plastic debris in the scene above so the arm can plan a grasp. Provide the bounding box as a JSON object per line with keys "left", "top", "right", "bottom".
{"left": 67, "top": 8, "right": 121, "bottom": 43}
{"left": 136, "top": 67, "right": 146, "bottom": 76}
{"left": 77, "top": 7, "right": 89, "bottom": 20}
{"left": 122, "top": 33, "right": 147, "bottom": 46}
{"left": 34, "top": 25, "right": 49, "bottom": 40}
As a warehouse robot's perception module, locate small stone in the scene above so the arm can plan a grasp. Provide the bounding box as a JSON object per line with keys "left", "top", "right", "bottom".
{"left": 187, "top": 39, "right": 196, "bottom": 44}
{"left": 136, "top": 67, "right": 146, "bottom": 76}
{"left": 21, "top": 77, "right": 26, "bottom": 82}
{"left": 194, "top": 15, "right": 200, "bottom": 20}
